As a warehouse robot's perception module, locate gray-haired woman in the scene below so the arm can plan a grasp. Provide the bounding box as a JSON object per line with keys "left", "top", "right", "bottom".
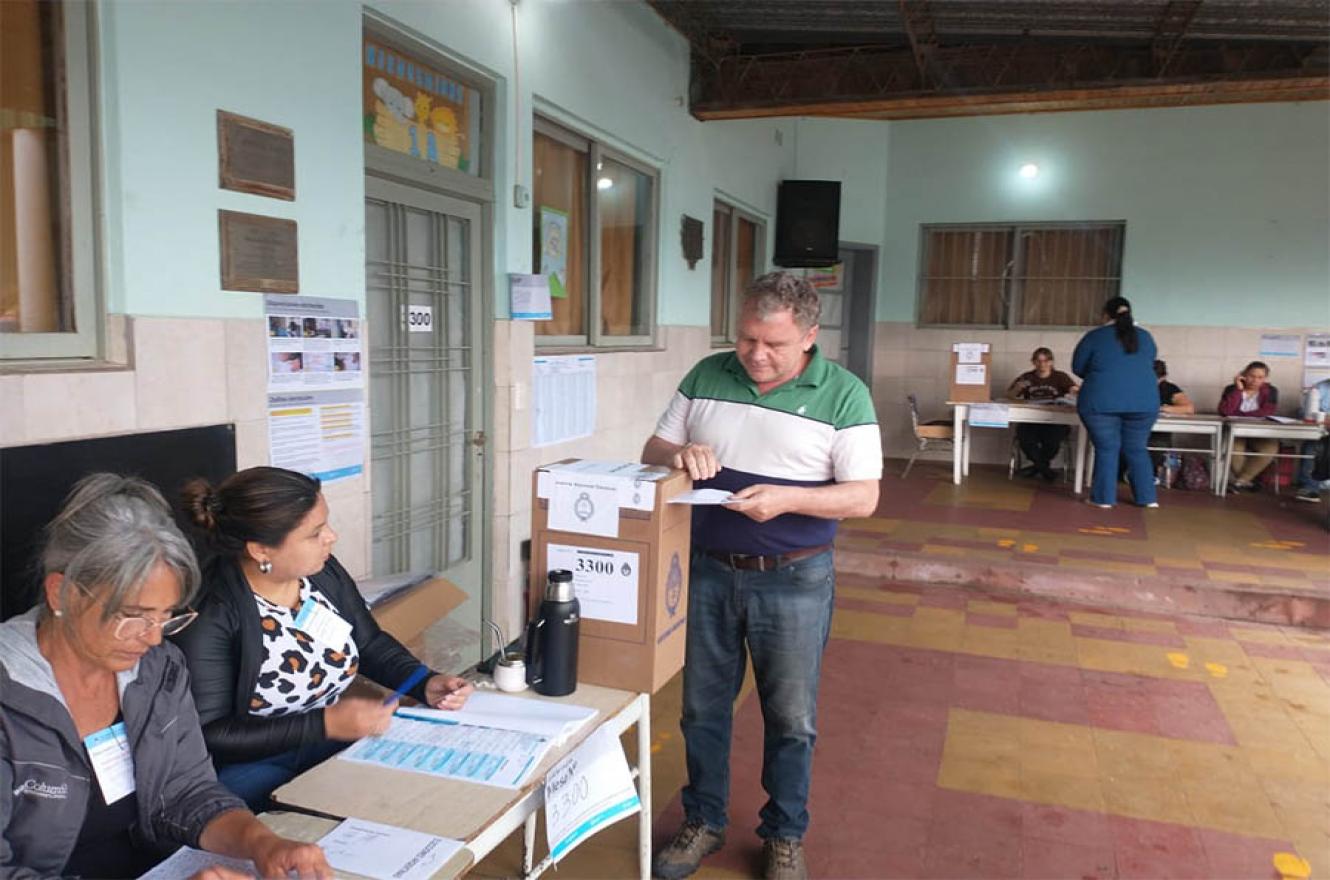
{"left": 0, "top": 474, "right": 331, "bottom": 879}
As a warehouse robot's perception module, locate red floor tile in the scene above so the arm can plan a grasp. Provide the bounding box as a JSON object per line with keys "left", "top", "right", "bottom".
{"left": 1022, "top": 802, "right": 1114, "bottom": 848}
{"left": 834, "top": 596, "right": 916, "bottom": 616}
{"left": 1195, "top": 827, "right": 1292, "bottom": 880}
{"left": 922, "top": 827, "right": 1023, "bottom": 879}
{"left": 1072, "top": 622, "right": 1188, "bottom": 648}
{"left": 967, "top": 611, "right": 1020, "bottom": 628}
{"left": 1021, "top": 836, "right": 1119, "bottom": 879}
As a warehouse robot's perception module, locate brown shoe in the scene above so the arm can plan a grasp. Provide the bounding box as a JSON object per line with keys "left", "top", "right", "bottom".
{"left": 652, "top": 819, "right": 725, "bottom": 879}
{"left": 763, "top": 837, "right": 808, "bottom": 880}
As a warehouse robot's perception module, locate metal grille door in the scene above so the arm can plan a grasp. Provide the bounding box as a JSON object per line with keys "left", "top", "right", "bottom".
{"left": 365, "top": 179, "right": 484, "bottom": 603}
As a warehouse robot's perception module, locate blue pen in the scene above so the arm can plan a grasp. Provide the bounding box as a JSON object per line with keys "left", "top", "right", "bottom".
{"left": 383, "top": 664, "right": 431, "bottom": 706}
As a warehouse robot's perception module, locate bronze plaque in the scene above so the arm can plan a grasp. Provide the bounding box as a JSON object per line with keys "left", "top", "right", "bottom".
{"left": 218, "top": 110, "right": 295, "bottom": 200}
{"left": 219, "top": 210, "right": 299, "bottom": 293}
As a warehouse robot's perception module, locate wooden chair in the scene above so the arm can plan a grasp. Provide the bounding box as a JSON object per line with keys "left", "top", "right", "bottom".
{"left": 903, "top": 394, "right": 954, "bottom": 477}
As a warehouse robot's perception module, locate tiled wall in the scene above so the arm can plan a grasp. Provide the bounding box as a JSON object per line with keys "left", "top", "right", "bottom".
{"left": 488, "top": 322, "right": 712, "bottom": 638}
{"left": 0, "top": 316, "right": 372, "bottom": 579}
{"left": 872, "top": 322, "right": 1326, "bottom": 467}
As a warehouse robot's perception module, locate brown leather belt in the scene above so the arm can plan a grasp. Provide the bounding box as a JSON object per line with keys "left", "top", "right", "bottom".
{"left": 703, "top": 544, "right": 833, "bottom": 572}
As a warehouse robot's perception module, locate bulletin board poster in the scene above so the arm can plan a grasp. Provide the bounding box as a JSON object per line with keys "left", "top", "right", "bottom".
{"left": 804, "top": 263, "right": 844, "bottom": 292}
{"left": 264, "top": 295, "right": 364, "bottom": 393}
{"left": 1305, "top": 333, "right": 1330, "bottom": 389}
{"left": 363, "top": 38, "right": 480, "bottom": 176}
{"left": 540, "top": 207, "right": 570, "bottom": 299}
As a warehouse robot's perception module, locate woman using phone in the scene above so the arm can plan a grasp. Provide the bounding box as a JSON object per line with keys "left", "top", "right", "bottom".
{"left": 1218, "top": 361, "right": 1280, "bottom": 491}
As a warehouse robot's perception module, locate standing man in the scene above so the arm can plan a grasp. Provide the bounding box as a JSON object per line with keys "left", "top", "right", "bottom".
{"left": 643, "top": 272, "right": 881, "bottom": 880}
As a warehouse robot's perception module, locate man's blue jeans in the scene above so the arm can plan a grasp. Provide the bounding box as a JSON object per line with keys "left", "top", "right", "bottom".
{"left": 216, "top": 738, "right": 347, "bottom": 812}
{"left": 1081, "top": 410, "right": 1158, "bottom": 506}
{"left": 679, "top": 549, "right": 835, "bottom": 841}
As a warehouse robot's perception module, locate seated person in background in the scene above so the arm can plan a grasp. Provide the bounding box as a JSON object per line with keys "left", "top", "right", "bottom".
{"left": 1, "top": 475, "right": 329, "bottom": 879}
{"left": 1006, "top": 347, "right": 1080, "bottom": 481}
{"left": 1295, "top": 377, "right": 1330, "bottom": 503}
{"left": 1218, "top": 361, "right": 1280, "bottom": 491}
{"left": 1155, "top": 360, "right": 1194, "bottom": 415}
{"left": 175, "top": 467, "right": 475, "bottom": 812}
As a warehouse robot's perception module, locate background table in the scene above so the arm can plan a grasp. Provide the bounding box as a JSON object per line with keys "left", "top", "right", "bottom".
{"left": 949, "top": 401, "right": 1088, "bottom": 493}
{"left": 272, "top": 684, "right": 650, "bottom": 880}
{"left": 1081, "top": 414, "right": 1226, "bottom": 496}
{"left": 1220, "top": 418, "right": 1326, "bottom": 494}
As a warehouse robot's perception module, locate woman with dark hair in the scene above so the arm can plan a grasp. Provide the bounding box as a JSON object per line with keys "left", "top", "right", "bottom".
{"left": 1, "top": 474, "right": 329, "bottom": 879}
{"left": 1006, "top": 347, "right": 1079, "bottom": 480}
{"left": 1072, "top": 296, "right": 1160, "bottom": 508}
{"left": 1218, "top": 361, "right": 1281, "bottom": 491}
{"left": 174, "top": 467, "right": 473, "bottom": 811}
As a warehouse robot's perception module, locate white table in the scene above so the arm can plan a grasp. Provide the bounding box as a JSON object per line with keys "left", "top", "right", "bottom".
{"left": 1081, "top": 414, "right": 1226, "bottom": 496}
{"left": 1220, "top": 418, "right": 1326, "bottom": 495}
{"left": 259, "top": 812, "right": 473, "bottom": 878}
{"left": 949, "top": 400, "right": 1088, "bottom": 493}
{"left": 272, "top": 684, "right": 651, "bottom": 880}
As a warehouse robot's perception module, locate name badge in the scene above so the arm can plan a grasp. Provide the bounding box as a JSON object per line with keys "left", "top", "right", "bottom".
{"left": 83, "top": 722, "right": 135, "bottom": 804}
{"left": 294, "top": 597, "right": 353, "bottom": 648}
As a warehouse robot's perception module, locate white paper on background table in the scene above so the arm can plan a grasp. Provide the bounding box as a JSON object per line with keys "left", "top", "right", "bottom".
{"left": 668, "top": 488, "right": 737, "bottom": 505}
{"left": 317, "top": 817, "right": 464, "bottom": 880}
{"left": 547, "top": 543, "right": 640, "bottom": 625}
{"left": 138, "top": 847, "right": 256, "bottom": 879}
{"left": 446, "top": 692, "right": 596, "bottom": 741}
{"left": 968, "top": 403, "right": 1011, "bottom": 428}
{"left": 548, "top": 476, "right": 621, "bottom": 538}
{"left": 544, "top": 725, "right": 642, "bottom": 864}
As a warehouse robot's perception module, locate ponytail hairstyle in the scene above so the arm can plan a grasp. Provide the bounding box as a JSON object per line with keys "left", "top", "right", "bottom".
{"left": 182, "top": 467, "right": 321, "bottom": 561}
{"left": 1102, "top": 296, "right": 1138, "bottom": 354}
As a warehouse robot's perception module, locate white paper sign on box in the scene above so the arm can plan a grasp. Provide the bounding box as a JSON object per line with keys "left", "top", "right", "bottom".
{"left": 548, "top": 477, "right": 621, "bottom": 538}
{"left": 547, "top": 543, "right": 640, "bottom": 625}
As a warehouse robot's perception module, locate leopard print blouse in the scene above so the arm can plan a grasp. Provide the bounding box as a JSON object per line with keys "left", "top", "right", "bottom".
{"left": 247, "top": 579, "right": 360, "bottom": 717}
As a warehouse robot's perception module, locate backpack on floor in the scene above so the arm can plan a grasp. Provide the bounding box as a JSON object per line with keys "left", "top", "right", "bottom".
{"left": 1180, "top": 454, "right": 1209, "bottom": 491}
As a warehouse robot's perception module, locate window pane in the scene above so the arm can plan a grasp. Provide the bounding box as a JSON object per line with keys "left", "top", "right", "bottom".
{"left": 533, "top": 131, "right": 587, "bottom": 337}
{"left": 598, "top": 156, "right": 651, "bottom": 337}
{"left": 363, "top": 37, "right": 482, "bottom": 176}
{"left": 920, "top": 229, "right": 1007, "bottom": 325}
{"left": 735, "top": 217, "right": 758, "bottom": 296}
{"left": 1, "top": 0, "right": 69, "bottom": 334}
{"left": 1018, "top": 226, "right": 1122, "bottom": 326}
{"left": 710, "top": 205, "right": 730, "bottom": 337}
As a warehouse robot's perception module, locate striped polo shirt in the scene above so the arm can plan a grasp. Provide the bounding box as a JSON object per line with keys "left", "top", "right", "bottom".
{"left": 654, "top": 345, "right": 882, "bottom": 555}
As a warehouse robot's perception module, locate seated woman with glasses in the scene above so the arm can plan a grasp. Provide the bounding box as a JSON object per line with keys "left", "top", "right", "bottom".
{"left": 1006, "top": 347, "right": 1080, "bottom": 481}
{"left": 0, "top": 474, "right": 330, "bottom": 879}
{"left": 174, "top": 467, "right": 474, "bottom": 812}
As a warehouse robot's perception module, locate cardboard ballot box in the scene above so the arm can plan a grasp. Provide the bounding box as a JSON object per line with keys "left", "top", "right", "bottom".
{"left": 529, "top": 459, "right": 692, "bottom": 694}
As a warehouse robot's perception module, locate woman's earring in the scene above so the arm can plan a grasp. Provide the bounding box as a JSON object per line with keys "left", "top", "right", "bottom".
{"left": 52, "top": 609, "right": 63, "bottom": 618}
{"left": 258, "top": 560, "right": 273, "bottom": 574}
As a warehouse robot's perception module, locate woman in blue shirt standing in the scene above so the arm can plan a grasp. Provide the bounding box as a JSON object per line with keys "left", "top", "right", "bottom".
{"left": 1072, "top": 296, "right": 1159, "bottom": 508}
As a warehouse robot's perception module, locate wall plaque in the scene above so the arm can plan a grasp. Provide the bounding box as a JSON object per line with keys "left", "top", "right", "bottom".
{"left": 219, "top": 210, "right": 299, "bottom": 293}
{"left": 218, "top": 110, "right": 295, "bottom": 200}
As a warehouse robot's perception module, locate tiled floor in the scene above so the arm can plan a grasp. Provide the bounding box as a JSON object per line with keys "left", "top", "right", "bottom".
{"left": 476, "top": 582, "right": 1329, "bottom": 880}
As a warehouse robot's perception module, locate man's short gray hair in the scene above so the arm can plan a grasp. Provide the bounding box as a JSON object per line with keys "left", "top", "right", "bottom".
{"left": 741, "top": 271, "right": 821, "bottom": 330}
{"left": 41, "top": 474, "right": 201, "bottom": 621}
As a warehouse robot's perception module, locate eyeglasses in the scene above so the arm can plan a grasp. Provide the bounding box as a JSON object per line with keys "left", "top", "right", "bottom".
{"left": 113, "top": 610, "right": 199, "bottom": 641}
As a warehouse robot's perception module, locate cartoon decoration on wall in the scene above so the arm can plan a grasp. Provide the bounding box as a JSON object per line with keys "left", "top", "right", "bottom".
{"left": 364, "top": 39, "right": 475, "bottom": 175}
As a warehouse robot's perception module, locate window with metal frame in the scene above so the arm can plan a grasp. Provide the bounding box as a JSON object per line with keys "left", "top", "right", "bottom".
{"left": 1, "top": 0, "right": 100, "bottom": 359}
{"left": 532, "top": 116, "right": 658, "bottom": 347}
{"left": 710, "top": 200, "right": 765, "bottom": 344}
{"left": 918, "top": 222, "right": 1125, "bottom": 328}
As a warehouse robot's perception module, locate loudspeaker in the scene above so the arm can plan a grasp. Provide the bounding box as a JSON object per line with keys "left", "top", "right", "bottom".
{"left": 774, "top": 180, "right": 841, "bottom": 268}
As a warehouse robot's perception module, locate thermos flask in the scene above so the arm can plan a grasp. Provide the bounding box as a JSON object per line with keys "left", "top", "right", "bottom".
{"left": 524, "top": 569, "right": 580, "bottom": 696}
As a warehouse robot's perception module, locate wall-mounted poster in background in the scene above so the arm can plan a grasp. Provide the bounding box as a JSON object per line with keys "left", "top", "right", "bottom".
{"left": 540, "top": 206, "right": 570, "bottom": 299}
{"left": 363, "top": 37, "right": 481, "bottom": 176}
{"left": 804, "top": 262, "right": 844, "bottom": 292}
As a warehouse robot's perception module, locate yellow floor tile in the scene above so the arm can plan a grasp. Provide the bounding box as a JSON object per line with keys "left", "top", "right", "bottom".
{"left": 967, "top": 599, "right": 1020, "bottom": 616}
{"left": 1100, "top": 775, "right": 1195, "bottom": 826}
{"left": 937, "top": 756, "right": 1023, "bottom": 798}
{"left": 1020, "top": 768, "right": 1106, "bottom": 811}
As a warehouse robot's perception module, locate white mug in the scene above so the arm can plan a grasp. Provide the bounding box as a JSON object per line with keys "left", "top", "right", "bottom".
{"left": 494, "top": 656, "right": 528, "bottom": 693}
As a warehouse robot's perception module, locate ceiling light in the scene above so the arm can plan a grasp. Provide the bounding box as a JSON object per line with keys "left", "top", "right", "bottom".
{"left": 1019, "top": 163, "right": 1040, "bottom": 179}
{"left": 597, "top": 176, "right": 613, "bottom": 190}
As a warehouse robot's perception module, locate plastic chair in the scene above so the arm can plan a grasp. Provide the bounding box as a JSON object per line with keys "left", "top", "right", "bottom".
{"left": 903, "top": 394, "right": 954, "bottom": 478}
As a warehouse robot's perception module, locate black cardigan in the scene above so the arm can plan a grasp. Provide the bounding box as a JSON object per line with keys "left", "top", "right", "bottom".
{"left": 172, "top": 555, "right": 434, "bottom": 765}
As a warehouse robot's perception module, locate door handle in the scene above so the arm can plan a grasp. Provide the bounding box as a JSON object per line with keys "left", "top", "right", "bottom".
{"left": 470, "top": 430, "right": 486, "bottom": 448}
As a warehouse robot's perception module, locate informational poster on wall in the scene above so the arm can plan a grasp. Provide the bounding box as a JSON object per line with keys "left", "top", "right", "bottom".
{"left": 267, "top": 388, "right": 365, "bottom": 483}
{"left": 265, "top": 295, "right": 364, "bottom": 392}
{"left": 1305, "top": 333, "right": 1330, "bottom": 389}
{"left": 532, "top": 355, "right": 596, "bottom": 447}
{"left": 1259, "top": 333, "right": 1301, "bottom": 359}
{"left": 547, "top": 544, "right": 639, "bottom": 625}
{"left": 539, "top": 207, "right": 569, "bottom": 299}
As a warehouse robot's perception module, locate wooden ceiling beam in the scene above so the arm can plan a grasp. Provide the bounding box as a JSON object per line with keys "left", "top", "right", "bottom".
{"left": 691, "top": 76, "right": 1330, "bottom": 120}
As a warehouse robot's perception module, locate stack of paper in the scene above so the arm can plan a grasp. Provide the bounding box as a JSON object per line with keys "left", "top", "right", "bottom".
{"left": 339, "top": 693, "right": 597, "bottom": 789}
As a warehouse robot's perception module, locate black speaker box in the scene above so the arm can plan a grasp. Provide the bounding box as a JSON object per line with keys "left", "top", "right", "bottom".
{"left": 774, "top": 180, "right": 841, "bottom": 268}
